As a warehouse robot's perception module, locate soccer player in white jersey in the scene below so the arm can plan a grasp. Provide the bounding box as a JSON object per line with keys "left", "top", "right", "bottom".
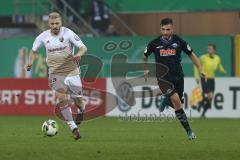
{"left": 26, "top": 12, "right": 87, "bottom": 140}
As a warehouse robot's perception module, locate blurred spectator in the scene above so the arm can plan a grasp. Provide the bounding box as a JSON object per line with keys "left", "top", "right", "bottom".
{"left": 54, "top": 0, "right": 81, "bottom": 24}
{"left": 54, "top": 0, "right": 63, "bottom": 11}
{"left": 67, "top": 0, "right": 81, "bottom": 23}
{"left": 105, "top": 24, "right": 119, "bottom": 36}
{"left": 88, "top": 0, "right": 110, "bottom": 35}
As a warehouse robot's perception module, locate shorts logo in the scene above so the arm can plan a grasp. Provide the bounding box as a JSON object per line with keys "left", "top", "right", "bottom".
{"left": 166, "top": 89, "right": 172, "bottom": 94}
{"left": 48, "top": 78, "right": 56, "bottom": 89}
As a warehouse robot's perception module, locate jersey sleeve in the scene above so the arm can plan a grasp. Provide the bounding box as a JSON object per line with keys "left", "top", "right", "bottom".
{"left": 144, "top": 41, "right": 154, "bottom": 57}
{"left": 179, "top": 38, "right": 193, "bottom": 56}
{"left": 68, "top": 29, "right": 86, "bottom": 48}
{"left": 32, "top": 34, "right": 44, "bottom": 52}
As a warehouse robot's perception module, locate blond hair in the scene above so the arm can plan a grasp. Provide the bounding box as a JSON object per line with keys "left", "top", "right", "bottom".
{"left": 48, "top": 12, "right": 61, "bottom": 19}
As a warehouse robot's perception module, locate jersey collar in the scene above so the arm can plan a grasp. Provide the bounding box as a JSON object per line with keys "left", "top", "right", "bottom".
{"left": 207, "top": 53, "right": 215, "bottom": 58}
{"left": 160, "top": 35, "right": 173, "bottom": 44}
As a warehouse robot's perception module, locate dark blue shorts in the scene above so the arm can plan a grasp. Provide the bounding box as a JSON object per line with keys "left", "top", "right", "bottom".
{"left": 201, "top": 77, "right": 215, "bottom": 93}
{"left": 157, "top": 76, "right": 184, "bottom": 103}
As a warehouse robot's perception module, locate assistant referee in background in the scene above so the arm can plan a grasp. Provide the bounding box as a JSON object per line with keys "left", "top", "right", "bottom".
{"left": 194, "top": 43, "right": 227, "bottom": 118}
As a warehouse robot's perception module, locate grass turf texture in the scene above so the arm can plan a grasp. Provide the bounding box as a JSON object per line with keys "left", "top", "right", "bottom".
{"left": 0, "top": 116, "right": 239, "bottom": 160}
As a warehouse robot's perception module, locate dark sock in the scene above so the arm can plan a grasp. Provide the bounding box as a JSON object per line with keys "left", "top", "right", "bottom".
{"left": 175, "top": 108, "right": 191, "bottom": 132}
{"left": 208, "top": 99, "right": 212, "bottom": 109}
{"left": 202, "top": 99, "right": 211, "bottom": 117}
{"left": 201, "top": 108, "right": 207, "bottom": 117}
{"left": 197, "top": 101, "right": 203, "bottom": 112}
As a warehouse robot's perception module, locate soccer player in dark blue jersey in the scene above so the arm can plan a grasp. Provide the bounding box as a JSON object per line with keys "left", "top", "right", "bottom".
{"left": 143, "top": 18, "right": 205, "bottom": 140}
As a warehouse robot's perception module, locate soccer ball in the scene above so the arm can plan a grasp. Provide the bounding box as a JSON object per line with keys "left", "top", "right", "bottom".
{"left": 42, "top": 119, "right": 59, "bottom": 136}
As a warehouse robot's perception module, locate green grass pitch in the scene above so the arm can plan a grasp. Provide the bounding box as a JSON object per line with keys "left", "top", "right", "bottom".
{"left": 0, "top": 116, "right": 239, "bottom": 160}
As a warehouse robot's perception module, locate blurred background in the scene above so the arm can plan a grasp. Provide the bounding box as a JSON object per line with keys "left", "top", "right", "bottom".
{"left": 0, "top": 1, "right": 240, "bottom": 160}
{"left": 0, "top": 0, "right": 239, "bottom": 117}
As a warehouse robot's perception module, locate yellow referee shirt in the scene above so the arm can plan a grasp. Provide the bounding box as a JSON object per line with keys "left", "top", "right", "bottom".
{"left": 194, "top": 53, "right": 226, "bottom": 80}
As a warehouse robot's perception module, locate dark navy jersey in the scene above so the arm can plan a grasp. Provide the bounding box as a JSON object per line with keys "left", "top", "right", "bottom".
{"left": 144, "top": 34, "right": 193, "bottom": 78}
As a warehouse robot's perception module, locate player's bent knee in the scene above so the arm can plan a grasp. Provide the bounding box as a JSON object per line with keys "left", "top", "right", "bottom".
{"left": 55, "top": 91, "right": 67, "bottom": 100}
{"left": 56, "top": 98, "right": 69, "bottom": 109}
{"left": 73, "top": 97, "right": 84, "bottom": 110}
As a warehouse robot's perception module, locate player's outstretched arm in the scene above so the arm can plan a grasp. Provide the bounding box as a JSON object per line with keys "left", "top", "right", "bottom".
{"left": 26, "top": 49, "right": 36, "bottom": 71}
{"left": 218, "top": 58, "right": 227, "bottom": 75}
{"left": 73, "top": 46, "right": 87, "bottom": 65}
{"left": 190, "top": 52, "right": 205, "bottom": 79}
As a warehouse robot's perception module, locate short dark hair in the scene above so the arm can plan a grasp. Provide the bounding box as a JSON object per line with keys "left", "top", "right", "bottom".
{"left": 208, "top": 43, "right": 216, "bottom": 50}
{"left": 161, "top": 18, "right": 173, "bottom": 26}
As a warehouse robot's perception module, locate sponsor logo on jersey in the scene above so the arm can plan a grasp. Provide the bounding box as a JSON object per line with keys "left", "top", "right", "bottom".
{"left": 48, "top": 46, "right": 67, "bottom": 52}
{"left": 159, "top": 49, "right": 176, "bottom": 56}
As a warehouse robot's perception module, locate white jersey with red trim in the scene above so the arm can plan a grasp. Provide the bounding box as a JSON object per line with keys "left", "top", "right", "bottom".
{"left": 32, "top": 27, "right": 85, "bottom": 76}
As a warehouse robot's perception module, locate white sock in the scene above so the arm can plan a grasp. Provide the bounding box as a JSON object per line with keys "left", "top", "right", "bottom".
{"left": 61, "top": 106, "right": 77, "bottom": 131}
{"left": 67, "top": 121, "right": 78, "bottom": 131}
